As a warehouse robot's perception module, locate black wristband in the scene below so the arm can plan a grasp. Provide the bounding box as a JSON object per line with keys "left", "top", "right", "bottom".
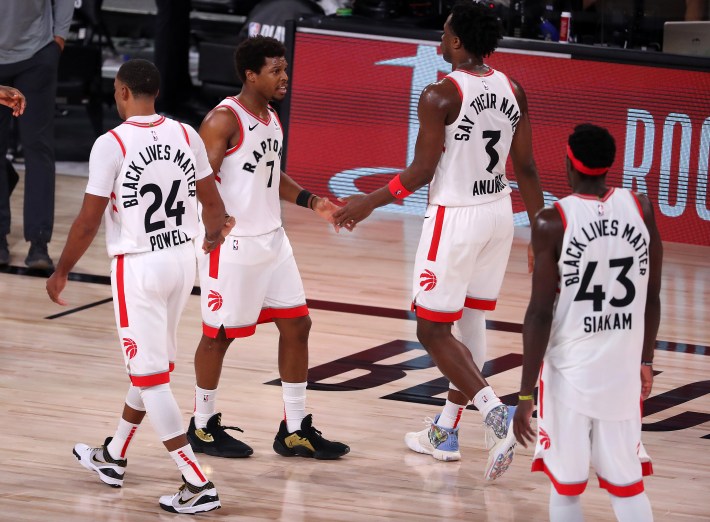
{"left": 296, "top": 189, "right": 313, "bottom": 208}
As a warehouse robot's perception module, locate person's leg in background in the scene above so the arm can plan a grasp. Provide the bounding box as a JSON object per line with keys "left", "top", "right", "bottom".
{"left": 0, "top": 63, "right": 17, "bottom": 265}
{"left": 14, "top": 42, "right": 60, "bottom": 268}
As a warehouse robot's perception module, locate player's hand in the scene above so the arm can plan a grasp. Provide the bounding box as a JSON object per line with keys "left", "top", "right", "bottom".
{"left": 512, "top": 398, "right": 536, "bottom": 447}
{"left": 640, "top": 364, "right": 653, "bottom": 400}
{"left": 332, "top": 194, "right": 374, "bottom": 231}
{"left": 527, "top": 242, "right": 534, "bottom": 273}
{"left": 312, "top": 196, "right": 345, "bottom": 233}
{"left": 202, "top": 216, "right": 235, "bottom": 253}
{"left": 0, "top": 86, "right": 26, "bottom": 117}
{"left": 46, "top": 272, "right": 69, "bottom": 306}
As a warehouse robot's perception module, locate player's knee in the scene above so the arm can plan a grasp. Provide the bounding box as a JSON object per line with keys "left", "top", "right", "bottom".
{"left": 278, "top": 315, "right": 311, "bottom": 344}
{"left": 416, "top": 321, "right": 449, "bottom": 348}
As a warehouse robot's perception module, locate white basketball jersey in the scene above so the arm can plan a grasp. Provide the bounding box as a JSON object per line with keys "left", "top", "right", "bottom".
{"left": 103, "top": 116, "right": 202, "bottom": 256}
{"left": 428, "top": 69, "right": 517, "bottom": 207}
{"left": 214, "top": 97, "right": 283, "bottom": 237}
{"left": 544, "top": 188, "right": 650, "bottom": 420}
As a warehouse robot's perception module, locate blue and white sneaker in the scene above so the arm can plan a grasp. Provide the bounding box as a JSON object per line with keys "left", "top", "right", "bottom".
{"left": 405, "top": 414, "right": 461, "bottom": 462}
{"left": 483, "top": 405, "right": 517, "bottom": 480}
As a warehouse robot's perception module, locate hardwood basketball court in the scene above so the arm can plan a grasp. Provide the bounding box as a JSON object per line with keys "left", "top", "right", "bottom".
{"left": 1, "top": 173, "right": 708, "bottom": 521}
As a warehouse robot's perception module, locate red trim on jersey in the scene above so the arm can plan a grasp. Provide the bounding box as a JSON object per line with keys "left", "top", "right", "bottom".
{"left": 641, "top": 461, "right": 653, "bottom": 476}
{"left": 572, "top": 188, "right": 616, "bottom": 202}
{"left": 427, "top": 206, "right": 446, "bottom": 262}
{"left": 539, "top": 364, "right": 544, "bottom": 419}
{"left": 532, "top": 458, "right": 588, "bottom": 495}
{"left": 108, "top": 130, "right": 126, "bottom": 157}
{"left": 413, "top": 302, "right": 463, "bottom": 322}
{"left": 445, "top": 76, "right": 463, "bottom": 100}
{"left": 178, "top": 122, "right": 190, "bottom": 145}
{"left": 229, "top": 96, "right": 272, "bottom": 125}
{"left": 177, "top": 450, "right": 206, "bottom": 483}
{"left": 456, "top": 67, "right": 495, "bottom": 77}
{"left": 630, "top": 191, "right": 644, "bottom": 218}
{"left": 464, "top": 297, "right": 497, "bottom": 311}
{"left": 208, "top": 244, "right": 220, "bottom": 279}
{"left": 553, "top": 202, "right": 567, "bottom": 230}
{"left": 219, "top": 104, "right": 245, "bottom": 155}
{"left": 130, "top": 370, "right": 170, "bottom": 386}
{"left": 257, "top": 304, "right": 309, "bottom": 323}
{"left": 116, "top": 255, "right": 129, "bottom": 327}
{"left": 122, "top": 115, "right": 166, "bottom": 128}
{"left": 597, "top": 475, "right": 645, "bottom": 497}
{"left": 120, "top": 426, "right": 137, "bottom": 458}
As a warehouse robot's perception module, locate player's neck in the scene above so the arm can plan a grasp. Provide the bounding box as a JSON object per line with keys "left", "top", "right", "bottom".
{"left": 453, "top": 54, "right": 487, "bottom": 73}
{"left": 123, "top": 102, "right": 157, "bottom": 119}
{"left": 574, "top": 180, "right": 609, "bottom": 198}
{"left": 236, "top": 90, "right": 270, "bottom": 120}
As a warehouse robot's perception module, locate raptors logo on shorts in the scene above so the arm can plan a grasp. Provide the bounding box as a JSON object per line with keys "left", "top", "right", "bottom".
{"left": 539, "top": 427, "right": 551, "bottom": 450}
{"left": 419, "top": 269, "right": 437, "bottom": 291}
{"left": 123, "top": 338, "right": 138, "bottom": 359}
{"left": 207, "top": 290, "right": 223, "bottom": 311}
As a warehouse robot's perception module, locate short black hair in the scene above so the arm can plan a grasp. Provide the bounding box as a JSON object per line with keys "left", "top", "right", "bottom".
{"left": 449, "top": 1, "right": 503, "bottom": 58}
{"left": 568, "top": 123, "right": 616, "bottom": 173}
{"left": 116, "top": 59, "right": 160, "bottom": 97}
{"left": 234, "top": 36, "right": 286, "bottom": 82}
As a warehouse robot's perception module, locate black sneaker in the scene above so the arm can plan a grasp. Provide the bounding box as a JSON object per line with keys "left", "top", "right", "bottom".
{"left": 25, "top": 240, "right": 53, "bottom": 270}
{"left": 273, "top": 414, "right": 350, "bottom": 460}
{"left": 0, "top": 236, "right": 8, "bottom": 266}
{"left": 187, "top": 413, "right": 253, "bottom": 458}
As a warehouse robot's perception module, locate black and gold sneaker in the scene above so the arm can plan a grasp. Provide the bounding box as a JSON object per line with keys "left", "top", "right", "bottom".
{"left": 273, "top": 414, "right": 350, "bottom": 460}
{"left": 73, "top": 436, "right": 127, "bottom": 487}
{"left": 187, "top": 413, "right": 253, "bottom": 458}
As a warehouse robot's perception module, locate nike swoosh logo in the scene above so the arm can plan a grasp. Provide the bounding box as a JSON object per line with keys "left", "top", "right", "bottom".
{"left": 248, "top": 123, "right": 258, "bottom": 131}
{"left": 178, "top": 493, "right": 198, "bottom": 505}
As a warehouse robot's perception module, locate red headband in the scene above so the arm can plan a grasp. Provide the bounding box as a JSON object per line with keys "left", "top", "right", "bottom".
{"left": 567, "top": 145, "right": 610, "bottom": 176}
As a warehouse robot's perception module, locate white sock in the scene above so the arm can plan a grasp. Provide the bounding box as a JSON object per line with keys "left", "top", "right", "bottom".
{"left": 194, "top": 385, "right": 217, "bottom": 429}
{"left": 438, "top": 399, "right": 465, "bottom": 429}
{"left": 473, "top": 386, "right": 503, "bottom": 419}
{"left": 282, "top": 381, "right": 307, "bottom": 433}
{"left": 170, "top": 444, "right": 208, "bottom": 487}
{"left": 549, "top": 486, "right": 584, "bottom": 522}
{"left": 610, "top": 492, "right": 653, "bottom": 521}
{"left": 107, "top": 418, "right": 140, "bottom": 460}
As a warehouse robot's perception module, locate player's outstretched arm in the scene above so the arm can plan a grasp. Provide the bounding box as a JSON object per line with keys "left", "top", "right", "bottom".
{"left": 513, "top": 206, "right": 563, "bottom": 447}
{"left": 509, "top": 79, "right": 544, "bottom": 273}
{"left": 46, "top": 194, "right": 108, "bottom": 305}
{"left": 332, "top": 80, "right": 454, "bottom": 229}
{"left": 0, "top": 85, "right": 26, "bottom": 117}
{"left": 278, "top": 170, "right": 342, "bottom": 232}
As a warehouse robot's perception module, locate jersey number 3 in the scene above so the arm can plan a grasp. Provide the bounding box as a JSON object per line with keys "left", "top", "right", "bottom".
{"left": 574, "top": 257, "right": 636, "bottom": 312}
{"left": 141, "top": 180, "right": 186, "bottom": 233}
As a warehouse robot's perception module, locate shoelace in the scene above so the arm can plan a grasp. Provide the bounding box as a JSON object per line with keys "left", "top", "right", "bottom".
{"left": 213, "top": 423, "right": 244, "bottom": 434}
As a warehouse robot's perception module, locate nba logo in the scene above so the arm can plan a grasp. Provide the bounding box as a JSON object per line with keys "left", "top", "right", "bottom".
{"left": 202, "top": 394, "right": 209, "bottom": 402}
{"left": 233, "top": 239, "right": 239, "bottom": 250}
{"left": 482, "top": 79, "right": 489, "bottom": 91}
{"left": 151, "top": 130, "right": 158, "bottom": 142}
{"left": 249, "top": 22, "right": 261, "bottom": 37}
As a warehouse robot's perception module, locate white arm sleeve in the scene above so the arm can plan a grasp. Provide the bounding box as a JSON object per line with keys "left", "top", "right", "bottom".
{"left": 185, "top": 124, "right": 214, "bottom": 181}
{"left": 86, "top": 133, "right": 124, "bottom": 197}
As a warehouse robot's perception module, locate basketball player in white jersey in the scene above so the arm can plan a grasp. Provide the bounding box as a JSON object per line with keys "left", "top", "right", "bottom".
{"left": 185, "top": 36, "right": 350, "bottom": 460}
{"left": 513, "top": 124, "right": 662, "bottom": 521}
{"left": 333, "top": 2, "right": 544, "bottom": 479}
{"left": 46, "top": 59, "right": 234, "bottom": 514}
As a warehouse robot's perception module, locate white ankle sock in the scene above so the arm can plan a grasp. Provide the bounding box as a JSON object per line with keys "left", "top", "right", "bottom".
{"left": 194, "top": 386, "right": 217, "bottom": 429}
{"left": 473, "top": 386, "right": 503, "bottom": 419}
{"left": 170, "top": 444, "right": 208, "bottom": 487}
{"left": 282, "top": 381, "right": 307, "bottom": 433}
{"left": 610, "top": 492, "right": 653, "bottom": 521}
{"left": 549, "top": 487, "right": 584, "bottom": 522}
{"left": 438, "top": 400, "right": 465, "bottom": 429}
{"left": 107, "top": 418, "right": 140, "bottom": 460}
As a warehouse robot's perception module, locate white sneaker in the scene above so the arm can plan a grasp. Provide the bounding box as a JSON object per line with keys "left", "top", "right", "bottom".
{"left": 483, "top": 405, "right": 517, "bottom": 480}
{"left": 73, "top": 436, "right": 127, "bottom": 488}
{"left": 405, "top": 415, "right": 461, "bottom": 462}
{"left": 159, "top": 476, "right": 221, "bottom": 514}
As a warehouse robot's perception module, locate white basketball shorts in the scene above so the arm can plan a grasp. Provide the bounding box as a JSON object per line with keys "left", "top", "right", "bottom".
{"left": 197, "top": 226, "right": 308, "bottom": 338}
{"left": 110, "top": 242, "right": 195, "bottom": 386}
{"left": 532, "top": 388, "right": 652, "bottom": 497}
{"left": 412, "top": 195, "right": 514, "bottom": 322}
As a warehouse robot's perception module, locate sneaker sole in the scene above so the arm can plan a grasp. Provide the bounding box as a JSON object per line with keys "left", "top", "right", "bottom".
{"left": 73, "top": 448, "right": 123, "bottom": 488}
{"left": 404, "top": 433, "right": 461, "bottom": 462}
{"left": 483, "top": 429, "right": 517, "bottom": 481}
{"left": 273, "top": 439, "right": 349, "bottom": 460}
{"left": 159, "top": 500, "right": 221, "bottom": 514}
